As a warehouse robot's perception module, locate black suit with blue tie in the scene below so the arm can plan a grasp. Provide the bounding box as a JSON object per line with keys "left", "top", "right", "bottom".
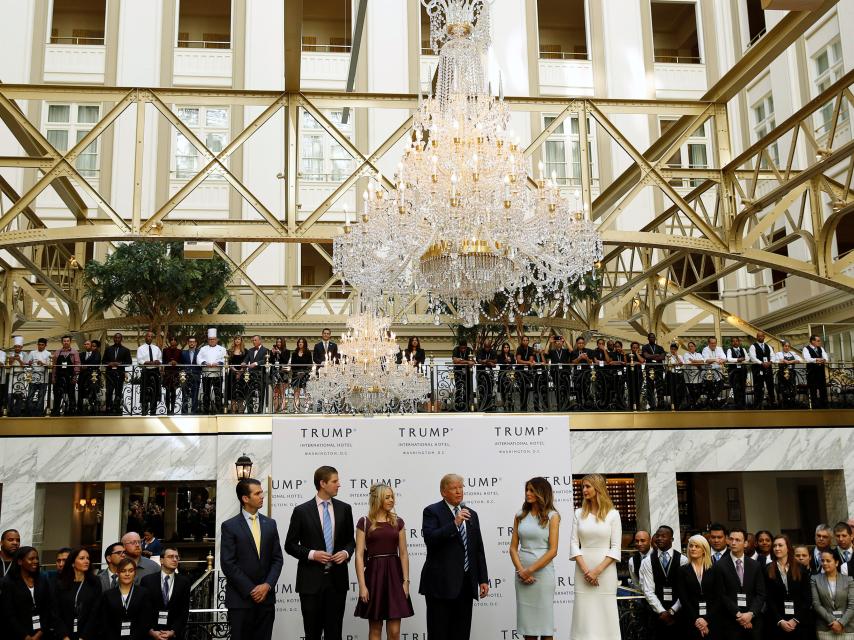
{"left": 220, "top": 509, "right": 284, "bottom": 640}
{"left": 284, "top": 496, "right": 355, "bottom": 640}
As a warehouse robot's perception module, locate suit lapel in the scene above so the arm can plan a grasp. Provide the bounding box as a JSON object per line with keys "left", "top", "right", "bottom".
{"left": 308, "top": 499, "right": 325, "bottom": 543}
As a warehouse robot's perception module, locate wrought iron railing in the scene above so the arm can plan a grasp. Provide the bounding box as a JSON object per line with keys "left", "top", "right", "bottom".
{"left": 0, "top": 360, "right": 849, "bottom": 416}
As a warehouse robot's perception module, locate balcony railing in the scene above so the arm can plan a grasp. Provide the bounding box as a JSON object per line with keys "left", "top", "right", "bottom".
{"left": 177, "top": 40, "right": 231, "bottom": 49}
{"left": 49, "top": 36, "right": 105, "bottom": 45}
{"left": 1, "top": 361, "right": 850, "bottom": 417}
{"left": 654, "top": 55, "right": 703, "bottom": 64}
{"left": 538, "top": 50, "right": 589, "bottom": 60}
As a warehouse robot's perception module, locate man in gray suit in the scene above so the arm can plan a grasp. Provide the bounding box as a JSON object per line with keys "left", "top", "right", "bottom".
{"left": 121, "top": 531, "right": 160, "bottom": 580}
{"left": 98, "top": 542, "right": 125, "bottom": 591}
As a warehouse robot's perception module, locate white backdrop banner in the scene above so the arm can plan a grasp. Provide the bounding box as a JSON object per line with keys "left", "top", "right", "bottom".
{"left": 271, "top": 414, "right": 573, "bottom": 640}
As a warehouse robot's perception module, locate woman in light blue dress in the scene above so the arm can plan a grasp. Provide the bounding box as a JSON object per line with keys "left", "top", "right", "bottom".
{"left": 509, "top": 477, "right": 561, "bottom": 640}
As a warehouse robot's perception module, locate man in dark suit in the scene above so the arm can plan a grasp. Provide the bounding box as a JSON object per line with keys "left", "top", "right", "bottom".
{"left": 284, "top": 465, "right": 355, "bottom": 640}
{"left": 713, "top": 527, "right": 765, "bottom": 638}
{"left": 103, "top": 332, "right": 133, "bottom": 415}
{"left": 98, "top": 542, "right": 125, "bottom": 591}
{"left": 709, "top": 522, "right": 730, "bottom": 565}
{"left": 419, "top": 473, "right": 489, "bottom": 640}
{"left": 811, "top": 523, "right": 835, "bottom": 574}
{"left": 627, "top": 529, "right": 651, "bottom": 589}
{"left": 834, "top": 521, "right": 854, "bottom": 575}
{"left": 639, "top": 525, "right": 688, "bottom": 639}
{"left": 221, "top": 478, "right": 284, "bottom": 640}
{"left": 180, "top": 336, "right": 202, "bottom": 415}
{"left": 141, "top": 545, "right": 191, "bottom": 640}
{"left": 244, "top": 335, "right": 270, "bottom": 413}
{"left": 77, "top": 338, "right": 102, "bottom": 414}
{"left": 312, "top": 328, "right": 339, "bottom": 366}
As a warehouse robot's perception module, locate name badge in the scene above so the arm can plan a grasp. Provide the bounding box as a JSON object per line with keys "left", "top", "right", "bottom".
{"left": 834, "top": 610, "right": 844, "bottom": 618}
{"left": 62, "top": 362, "right": 67, "bottom": 369}
{"left": 121, "top": 621, "right": 132, "bottom": 637}
{"left": 698, "top": 601, "right": 707, "bottom": 616}
{"left": 598, "top": 361, "right": 604, "bottom": 367}
{"left": 158, "top": 611, "right": 169, "bottom": 626}
{"left": 617, "top": 370, "right": 623, "bottom": 376}
{"left": 32, "top": 615, "right": 41, "bottom": 630}
{"left": 662, "top": 587, "right": 673, "bottom": 602}
{"left": 763, "top": 357, "right": 769, "bottom": 362}
{"left": 737, "top": 592, "right": 747, "bottom": 608}
{"left": 73, "top": 618, "right": 78, "bottom": 633}
{"left": 784, "top": 600, "right": 795, "bottom": 616}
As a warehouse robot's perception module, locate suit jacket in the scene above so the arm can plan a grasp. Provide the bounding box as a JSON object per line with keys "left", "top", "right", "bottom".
{"left": 180, "top": 348, "right": 202, "bottom": 373}
{"left": 103, "top": 344, "right": 133, "bottom": 372}
{"left": 418, "top": 500, "right": 489, "bottom": 600}
{"left": 713, "top": 554, "right": 765, "bottom": 636}
{"left": 220, "top": 511, "right": 284, "bottom": 609}
{"left": 244, "top": 346, "right": 270, "bottom": 371}
{"left": 810, "top": 547, "right": 838, "bottom": 575}
{"left": 100, "top": 584, "right": 154, "bottom": 640}
{"left": 811, "top": 573, "right": 854, "bottom": 631}
{"left": 140, "top": 571, "right": 191, "bottom": 638}
{"left": 0, "top": 574, "right": 54, "bottom": 640}
{"left": 675, "top": 562, "right": 717, "bottom": 628}
{"left": 99, "top": 567, "right": 120, "bottom": 592}
{"left": 52, "top": 574, "right": 102, "bottom": 639}
{"left": 81, "top": 349, "right": 102, "bottom": 367}
{"left": 312, "top": 340, "right": 339, "bottom": 365}
{"left": 764, "top": 563, "right": 811, "bottom": 629}
{"left": 284, "top": 497, "right": 355, "bottom": 594}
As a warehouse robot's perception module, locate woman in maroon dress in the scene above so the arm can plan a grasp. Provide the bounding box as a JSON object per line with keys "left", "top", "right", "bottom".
{"left": 354, "top": 483, "right": 414, "bottom": 639}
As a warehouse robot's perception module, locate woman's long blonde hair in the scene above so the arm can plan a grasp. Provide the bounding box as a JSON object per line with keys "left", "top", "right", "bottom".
{"left": 366, "top": 483, "right": 398, "bottom": 532}
{"left": 579, "top": 474, "right": 614, "bottom": 522}
{"left": 687, "top": 534, "right": 712, "bottom": 570}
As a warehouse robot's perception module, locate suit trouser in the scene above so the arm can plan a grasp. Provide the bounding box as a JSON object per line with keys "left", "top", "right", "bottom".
{"left": 228, "top": 604, "right": 275, "bottom": 640}
{"left": 425, "top": 575, "right": 474, "bottom": 640}
{"left": 105, "top": 371, "right": 124, "bottom": 414}
{"left": 299, "top": 572, "right": 347, "bottom": 640}
{"left": 808, "top": 368, "right": 828, "bottom": 407}
{"left": 202, "top": 375, "right": 223, "bottom": 413}
{"left": 182, "top": 374, "right": 200, "bottom": 414}
{"left": 647, "top": 610, "right": 680, "bottom": 640}
{"left": 752, "top": 366, "right": 776, "bottom": 406}
{"left": 729, "top": 367, "right": 747, "bottom": 407}
{"left": 52, "top": 375, "right": 76, "bottom": 414}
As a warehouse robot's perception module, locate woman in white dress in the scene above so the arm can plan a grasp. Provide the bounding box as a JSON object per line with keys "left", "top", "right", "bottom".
{"left": 570, "top": 473, "right": 622, "bottom": 639}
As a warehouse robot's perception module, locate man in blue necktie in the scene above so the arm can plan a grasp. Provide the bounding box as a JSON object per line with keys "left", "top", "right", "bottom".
{"left": 285, "top": 466, "right": 355, "bottom": 640}
{"left": 419, "top": 473, "right": 490, "bottom": 640}
{"left": 140, "top": 546, "right": 191, "bottom": 640}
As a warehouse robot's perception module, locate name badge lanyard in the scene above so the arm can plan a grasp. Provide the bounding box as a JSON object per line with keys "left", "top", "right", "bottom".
{"left": 29, "top": 583, "right": 41, "bottom": 631}
{"left": 0, "top": 558, "right": 10, "bottom": 576}
{"left": 122, "top": 585, "right": 134, "bottom": 617}
{"left": 697, "top": 572, "right": 708, "bottom": 617}
{"left": 72, "top": 581, "right": 84, "bottom": 633}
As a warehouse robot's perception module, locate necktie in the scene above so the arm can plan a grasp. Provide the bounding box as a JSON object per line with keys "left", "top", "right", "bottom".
{"left": 843, "top": 550, "right": 851, "bottom": 563}
{"left": 714, "top": 552, "right": 721, "bottom": 563}
{"left": 661, "top": 551, "right": 670, "bottom": 572}
{"left": 454, "top": 506, "right": 470, "bottom": 572}
{"left": 191, "top": 350, "right": 196, "bottom": 365}
{"left": 111, "top": 573, "right": 118, "bottom": 589}
{"left": 249, "top": 514, "right": 261, "bottom": 557}
{"left": 736, "top": 558, "right": 744, "bottom": 586}
{"left": 149, "top": 345, "right": 153, "bottom": 362}
{"left": 162, "top": 575, "right": 170, "bottom": 607}
{"left": 322, "top": 502, "right": 334, "bottom": 554}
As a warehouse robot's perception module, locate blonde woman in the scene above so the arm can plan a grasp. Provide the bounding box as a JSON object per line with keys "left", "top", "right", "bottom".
{"left": 510, "top": 477, "right": 560, "bottom": 640}
{"left": 227, "top": 336, "right": 246, "bottom": 413}
{"left": 354, "top": 483, "right": 414, "bottom": 640}
{"left": 675, "top": 534, "right": 716, "bottom": 638}
{"left": 569, "top": 474, "right": 622, "bottom": 639}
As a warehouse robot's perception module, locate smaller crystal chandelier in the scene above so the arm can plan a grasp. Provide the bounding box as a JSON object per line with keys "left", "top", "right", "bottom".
{"left": 305, "top": 307, "right": 430, "bottom": 414}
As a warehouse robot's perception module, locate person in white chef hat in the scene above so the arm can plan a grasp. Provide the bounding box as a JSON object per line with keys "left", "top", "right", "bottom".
{"left": 6, "top": 336, "right": 29, "bottom": 416}
{"left": 198, "top": 328, "right": 228, "bottom": 414}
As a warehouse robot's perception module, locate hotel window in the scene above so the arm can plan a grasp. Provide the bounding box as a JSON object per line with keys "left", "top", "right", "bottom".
{"left": 45, "top": 104, "right": 101, "bottom": 178}
{"left": 303, "top": 0, "right": 352, "bottom": 53}
{"left": 173, "top": 106, "right": 229, "bottom": 180}
{"left": 752, "top": 94, "right": 779, "bottom": 169}
{"left": 542, "top": 115, "right": 595, "bottom": 187}
{"left": 651, "top": 1, "right": 701, "bottom": 64}
{"left": 659, "top": 119, "right": 710, "bottom": 188}
{"left": 813, "top": 40, "right": 847, "bottom": 136}
{"left": 300, "top": 109, "right": 354, "bottom": 183}
{"left": 177, "top": 0, "right": 231, "bottom": 49}
{"left": 537, "top": 0, "right": 588, "bottom": 60}
{"left": 49, "top": 0, "right": 106, "bottom": 45}
{"left": 745, "top": 0, "right": 766, "bottom": 48}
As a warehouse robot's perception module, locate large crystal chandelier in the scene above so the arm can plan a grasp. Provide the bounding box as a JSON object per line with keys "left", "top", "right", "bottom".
{"left": 333, "top": 0, "right": 603, "bottom": 326}
{"left": 305, "top": 308, "right": 430, "bottom": 414}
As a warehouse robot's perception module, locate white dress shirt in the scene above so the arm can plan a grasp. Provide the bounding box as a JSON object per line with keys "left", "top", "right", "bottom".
{"left": 701, "top": 346, "right": 726, "bottom": 380}
{"left": 639, "top": 549, "right": 689, "bottom": 614}
{"left": 28, "top": 348, "right": 52, "bottom": 383}
{"left": 159, "top": 569, "right": 175, "bottom": 602}
{"left": 774, "top": 350, "right": 802, "bottom": 363}
{"left": 681, "top": 351, "right": 705, "bottom": 383}
{"left": 136, "top": 343, "right": 163, "bottom": 367}
{"left": 726, "top": 347, "right": 748, "bottom": 365}
{"left": 198, "top": 344, "right": 228, "bottom": 375}
{"left": 628, "top": 550, "right": 651, "bottom": 588}
{"left": 803, "top": 345, "right": 830, "bottom": 363}
{"left": 307, "top": 495, "right": 349, "bottom": 561}
{"left": 749, "top": 342, "right": 776, "bottom": 364}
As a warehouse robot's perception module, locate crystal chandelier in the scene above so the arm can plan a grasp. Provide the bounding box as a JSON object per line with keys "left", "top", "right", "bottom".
{"left": 333, "top": 0, "right": 603, "bottom": 327}
{"left": 305, "top": 308, "right": 431, "bottom": 414}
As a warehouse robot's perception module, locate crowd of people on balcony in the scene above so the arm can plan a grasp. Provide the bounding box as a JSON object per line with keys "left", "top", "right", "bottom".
{"left": 0, "top": 326, "right": 839, "bottom": 416}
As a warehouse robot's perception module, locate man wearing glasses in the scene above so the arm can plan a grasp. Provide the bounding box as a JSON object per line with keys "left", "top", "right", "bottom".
{"left": 142, "top": 546, "right": 191, "bottom": 640}
{"left": 98, "top": 542, "right": 126, "bottom": 591}
{"left": 121, "top": 530, "right": 161, "bottom": 580}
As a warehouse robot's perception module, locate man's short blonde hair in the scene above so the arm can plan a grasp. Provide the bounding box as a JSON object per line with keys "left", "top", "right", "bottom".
{"left": 440, "top": 473, "right": 464, "bottom": 492}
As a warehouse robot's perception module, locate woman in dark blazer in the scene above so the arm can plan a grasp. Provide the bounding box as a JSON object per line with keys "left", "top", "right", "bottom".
{"left": 764, "top": 535, "right": 811, "bottom": 639}
{"left": 99, "top": 558, "right": 153, "bottom": 640}
{"left": 52, "top": 547, "right": 101, "bottom": 640}
{"left": 403, "top": 337, "right": 426, "bottom": 368}
{"left": 0, "top": 546, "right": 53, "bottom": 640}
{"left": 675, "top": 534, "right": 717, "bottom": 638}
{"left": 811, "top": 550, "right": 854, "bottom": 639}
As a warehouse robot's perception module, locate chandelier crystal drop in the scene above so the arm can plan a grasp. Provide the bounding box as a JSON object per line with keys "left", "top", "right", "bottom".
{"left": 333, "top": 0, "right": 603, "bottom": 327}
{"left": 305, "top": 307, "right": 430, "bottom": 414}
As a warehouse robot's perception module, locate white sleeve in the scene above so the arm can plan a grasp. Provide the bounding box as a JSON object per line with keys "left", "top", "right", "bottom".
{"left": 802, "top": 347, "right": 815, "bottom": 363}
{"left": 569, "top": 510, "right": 582, "bottom": 559}
{"left": 640, "top": 556, "right": 665, "bottom": 613}
{"left": 726, "top": 349, "right": 737, "bottom": 363}
{"left": 748, "top": 345, "right": 760, "bottom": 364}
{"left": 136, "top": 348, "right": 146, "bottom": 366}
{"left": 607, "top": 510, "right": 622, "bottom": 561}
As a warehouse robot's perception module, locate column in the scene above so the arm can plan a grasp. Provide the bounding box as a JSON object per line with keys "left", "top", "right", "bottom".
{"left": 645, "top": 470, "right": 682, "bottom": 551}
{"left": 100, "top": 483, "right": 123, "bottom": 563}
{"left": 0, "top": 479, "right": 38, "bottom": 544}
